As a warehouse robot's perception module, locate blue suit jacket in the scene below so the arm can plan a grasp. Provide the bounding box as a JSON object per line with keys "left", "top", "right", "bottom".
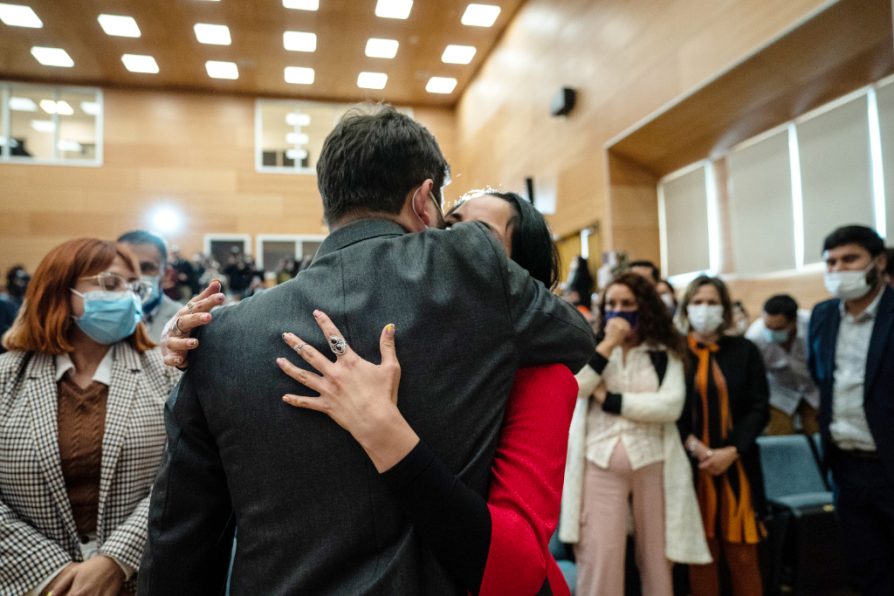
{"left": 807, "top": 285, "right": 894, "bottom": 479}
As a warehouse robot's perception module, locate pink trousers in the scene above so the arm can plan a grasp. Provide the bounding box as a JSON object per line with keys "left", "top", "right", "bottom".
{"left": 573, "top": 442, "right": 672, "bottom": 596}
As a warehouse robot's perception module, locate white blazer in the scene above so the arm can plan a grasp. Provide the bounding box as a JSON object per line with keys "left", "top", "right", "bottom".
{"left": 0, "top": 343, "right": 179, "bottom": 594}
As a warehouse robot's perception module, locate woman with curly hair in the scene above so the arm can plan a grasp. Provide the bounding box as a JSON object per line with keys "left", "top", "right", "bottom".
{"left": 560, "top": 272, "right": 710, "bottom": 596}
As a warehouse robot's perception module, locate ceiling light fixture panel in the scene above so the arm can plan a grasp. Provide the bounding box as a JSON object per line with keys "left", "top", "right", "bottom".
{"left": 205, "top": 60, "right": 239, "bottom": 79}
{"left": 357, "top": 71, "right": 388, "bottom": 90}
{"left": 98, "top": 14, "right": 141, "bottom": 38}
{"left": 122, "top": 54, "right": 160, "bottom": 74}
{"left": 31, "top": 46, "right": 74, "bottom": 68}
{"left": 39, "top": 99, "right": 74, "bottom": 115}
{"left": 195, "top": 23, "right": 232, "bottom": 45}
{"left": 461, "top": 3, "right": 501, "bottom": 27}
{"left": 283, "top": 0, "right": 319, "bottom": 10}
{"left": 365, "top": 38, "right": 399, "bottom": 59}
{"left": 31, "top": 120, "right": 55, "bottom": 133}
{"left": 283, "top": 31, "right": 317, "bottom": 52}
{"left": 441, "top": 44, "right": 476, "bottom": 64}
{"left": 286, "top": 112, "right": 312, "bottom": 126}
{"left": 426, "top": 76, "right": 458, "bottom": 94}
{"left": 9, "top": 97, "right": 37, "bottom": 111}
{"left": 0, "top": 3, "right": 42, "bottom": 28}
{"left": 375, "top": 0, "right": 412, "bottom": 20}
{"left": 284, "top": 66, "right": 315, "bottom": 84}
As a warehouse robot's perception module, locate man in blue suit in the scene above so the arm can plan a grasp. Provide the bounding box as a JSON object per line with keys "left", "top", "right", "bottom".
{"left": 807, "top": 225, "right": 893, "bottom": 596}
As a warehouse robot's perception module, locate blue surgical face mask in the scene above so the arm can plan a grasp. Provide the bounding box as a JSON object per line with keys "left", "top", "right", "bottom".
{"left": 71, "top": 289, "right": 142, "bottom": 345}
{"left": 604, "top": 310, "right": 639, "bottom": 329}
{"left": 763, "top": 327, "right": 791, "bottom": 344}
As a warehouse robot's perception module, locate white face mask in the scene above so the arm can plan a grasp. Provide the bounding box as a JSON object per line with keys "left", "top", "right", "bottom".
{"left": 687, "top": 304, "right": 725, "bottom": 335}
{"left": 824, "top": 262, "right": 877, "bottom": 301}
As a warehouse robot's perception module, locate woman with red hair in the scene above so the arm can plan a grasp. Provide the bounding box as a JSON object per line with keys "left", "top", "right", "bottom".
{"left": 0, "top": 238, "right": 180, "bottom": 595}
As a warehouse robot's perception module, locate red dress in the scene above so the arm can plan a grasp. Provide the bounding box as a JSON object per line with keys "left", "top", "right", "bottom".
{"left": 479, "top": 364, "right": 578, "bottom": 596}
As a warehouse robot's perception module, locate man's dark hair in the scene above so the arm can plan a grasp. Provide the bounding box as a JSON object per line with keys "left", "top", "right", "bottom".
{"left": 885, "top": 247, "right": 894, "bottom": 277}
{"left": 117, "top": 230, "right": 169, "bottom": 265}
{"left": 316, "top": 104, "right": 450, "bottom": 225}
{"left": 822, "top": 225, "right": 885, "bottom": 257}
{"left": 763, "top": 294, "right": 798, "bottom": 321}
{"left": 628, "top": 260, "right": 660, "bottom": 283}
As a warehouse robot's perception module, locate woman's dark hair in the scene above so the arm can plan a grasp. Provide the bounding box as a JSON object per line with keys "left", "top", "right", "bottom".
{"left": 678, "top": 275, "right": 734, "bottom": 333}
{"left": 656, "top": 278, "right": 677, "bottom": 306}
{"left": 822, "top": 225, "right": 885, "bottom": 257}
{"left": 599, "top": 272, "right": 688, "bottom": 362}
{"left": 446, "top": 191, "right": 560, "bottom": 290}
{"left": 568, "top": 256, "right": 595, "bottom": 309}
{"left": 317, "top": 104, "right": 450, "bottom": 226}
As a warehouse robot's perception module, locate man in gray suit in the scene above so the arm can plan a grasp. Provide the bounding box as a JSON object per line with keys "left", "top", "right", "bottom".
{"left": 139, "top": 105, "right": 595, "bottom": 595}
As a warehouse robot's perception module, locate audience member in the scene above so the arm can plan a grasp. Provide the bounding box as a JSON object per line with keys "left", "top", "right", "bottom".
{"left": 745, "top": 294, "right": 819, "bottom": 435}
{"left": 4, "top": 265, "right": 30, "bottom": 307}
{"left": 885, "top": 246, "right": 894, "bottom": 287}
{"left": 223, "top": 249, "right": 254, "bottom": 299}
{"left": 276, "top": 256, "right": 299, "bottom": 284}
{"left": 138, "top": 105, "right": 595, "bottom": 594}
{"left": 628, "top": 259, "right": 660, "bottom": 285}
{"left": 561, "top": 272, "right": 709, "bottom": 596}
{"left": 565, "top": 256, "right": 596, "bottom": 319}
{"left": 170, "top": 246, "right": 200, "bottom": 300}
{"left": 0, "top": 238, "right": 179, "bottom": 594}
{"left": 729, "top": 300, "right": 750, "bottom": 336}
{"left": 807, "top": 224, "right": 894, "bottom": 595}
{"left": 656, "top": 278, "right": 678, "bottom": 316}
{"left": 0, "top": 296, "right": 17, "bottom": 354}
{"left": 118, "top": 230, "right": 184, "bottom": 342}
{"left": 677, "top": 275, "right": 769, "bottom": 596}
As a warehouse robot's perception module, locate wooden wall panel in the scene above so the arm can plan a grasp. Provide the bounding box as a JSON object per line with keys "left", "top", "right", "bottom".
{"left": 0, "top": 89, "right": 454, "bottom": 274}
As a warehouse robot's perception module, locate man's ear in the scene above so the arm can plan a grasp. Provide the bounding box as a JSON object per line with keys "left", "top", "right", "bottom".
{"left": 412, "top": 178, "right": 436, "bottom": 225}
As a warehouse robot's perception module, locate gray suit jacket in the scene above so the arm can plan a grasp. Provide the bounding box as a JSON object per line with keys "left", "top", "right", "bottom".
{"left": 140, "top": 219, "right": 595, "bottom": 595}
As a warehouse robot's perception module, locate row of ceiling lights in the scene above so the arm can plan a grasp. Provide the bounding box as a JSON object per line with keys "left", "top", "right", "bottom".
{"left": 0, "top": 0, "right": 501, "bottom": 95}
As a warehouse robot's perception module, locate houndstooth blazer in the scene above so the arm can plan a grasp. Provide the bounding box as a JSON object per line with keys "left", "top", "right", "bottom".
{"left": 0, "top": 342, "right": 179, "bottom": 595}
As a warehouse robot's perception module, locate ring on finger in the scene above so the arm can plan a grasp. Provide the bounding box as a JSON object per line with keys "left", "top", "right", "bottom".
{"left": 328, "top": 335, "right": 348, "bottom": 356}
{"left": 186, "top": 301, "right": 195, "bottom": 312}
{"left": 174, "top": 317, "right": 185, "bottom": 334}
{"left": 294, "top": 342, "right": 307, "bottom": 354}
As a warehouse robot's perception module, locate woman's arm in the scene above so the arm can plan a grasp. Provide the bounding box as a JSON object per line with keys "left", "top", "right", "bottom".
{"left": 600, "top": 355, "right": 685, "bottom": 423}
{"left": 0, "top": 496, "right": 73, "bottom": 594}
{"left": 726, "top": 339, "right": 770, "bottom": 455}
{"left": 278, "top": 311, "right": 574, "bottom": 595}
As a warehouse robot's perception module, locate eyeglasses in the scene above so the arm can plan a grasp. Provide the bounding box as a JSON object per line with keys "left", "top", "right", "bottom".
{"left": 79, "top": 271, "right": 153, "bottom": 300}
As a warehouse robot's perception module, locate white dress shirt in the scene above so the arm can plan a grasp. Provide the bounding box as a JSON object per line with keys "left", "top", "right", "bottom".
{"left": 830, "top": 288, "right": 883, "bottom": 451}
{"left": 745, "top": 311, "right": 819, "bottom": 414}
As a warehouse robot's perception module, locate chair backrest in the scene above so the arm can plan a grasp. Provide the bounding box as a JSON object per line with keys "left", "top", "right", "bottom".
{"left": 757, "top": 434, "right": 828, "bottom": 500}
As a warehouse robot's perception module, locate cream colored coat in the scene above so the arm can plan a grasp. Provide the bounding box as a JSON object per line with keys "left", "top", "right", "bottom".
{"left": 559, "top": 348, "right": 711, "bottom": 564}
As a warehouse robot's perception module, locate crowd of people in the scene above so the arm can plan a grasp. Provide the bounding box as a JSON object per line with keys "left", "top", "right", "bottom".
{"left": 0, "top": 105, "right": 893, "bottom": 596}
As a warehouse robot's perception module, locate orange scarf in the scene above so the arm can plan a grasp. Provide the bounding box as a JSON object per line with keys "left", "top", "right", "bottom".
{"left": 689, "top": 335, "right": 764, "bottom": 544}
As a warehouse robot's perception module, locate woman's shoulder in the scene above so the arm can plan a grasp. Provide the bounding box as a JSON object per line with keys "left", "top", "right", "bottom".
{"left": 0, "top": 350, "right": 34, "bottom": 380}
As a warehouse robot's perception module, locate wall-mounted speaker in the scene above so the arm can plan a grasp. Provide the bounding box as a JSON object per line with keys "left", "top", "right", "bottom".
{"left": 550, "top": 87, "right": 576, "bottom": 117}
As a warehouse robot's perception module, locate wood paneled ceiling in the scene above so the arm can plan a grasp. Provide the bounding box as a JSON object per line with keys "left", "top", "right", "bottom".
{"left": 0, "top": 0, "right": 525, "bottom": 107}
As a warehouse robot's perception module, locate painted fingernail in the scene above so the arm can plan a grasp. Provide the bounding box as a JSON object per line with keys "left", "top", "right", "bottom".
{"left": 276, "top": 358, "right": 286, "bottom": 367}
{"left": 386, "top": 323, "right": 395, "bottom": 335}
{"left": 203, "top": 314, "right": 212, "bottom": 322}
{"left": 188, "top": 339, "right": 198, "bottom": 347}
{"left": 282, "top": 332, "right": 288, "bottom": 340}
{"left": 215, "top": 293, "right": 225, "bottom": 301}
{"left": 313, "top": 309, "right": 322, "bottom": 318}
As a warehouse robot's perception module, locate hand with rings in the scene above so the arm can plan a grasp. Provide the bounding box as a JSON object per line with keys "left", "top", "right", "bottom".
{"left": 277, "top": 309, "right": 418, "bottom": 472}
{"left": 160, "top": 280, "right": 226, "bottom": 368}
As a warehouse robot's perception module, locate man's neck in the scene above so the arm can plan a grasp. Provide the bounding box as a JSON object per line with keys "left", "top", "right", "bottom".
{"left": 844, "top": 282, "right": 883, "bottom": 316}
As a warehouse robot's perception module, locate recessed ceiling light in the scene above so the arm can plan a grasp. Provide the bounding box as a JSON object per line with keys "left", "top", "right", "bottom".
{"left": 9, "top": 97, "right": 36, "bottom": 111}
{"left": 441, "top": 44, "right": 476, "bottom": 64}
{"left": 286, "top": 132, "right": 310, "bottom": 145}
{"left": 461, "top": 3, "right": 500, "bottom": 27}
{"left": 205, "top": 60, "right": 238, "bottom": 79}
{"left": 122, "top": 54, "right": 159, "bottom": 74}
{"left": 375, "top": 0, "right": 412, "bottom": 19}
{"left": 97, "top": 14, "right": 141, "bottom": 38}
{"left": 283, "top": 31, "right": 317, "bottom": 52}
{"left": 39, "top": 99, "right": 74, "bottom": 115}
{"left": 365, "top": 38, "right": 399, "bottom": 59}
{"left": 426, "top": 76, "right": 458, "bottom": 94}
{"left": 194, "top": 23, "right": 231, "bottom": 45}
{"left": 284, "top": 66, "right": 314, "bottom": 85}
{"left": 286, "top": 112, "right": 312, "bottom": 126}
{"left": 80, "top": 101, "right": 100, "bottom": 116}
{"left": 31, "top": 120, "right": 55, "bottom": 133}
{"left": 357, "top": 71, "right": 387, "bottom": 90}
{"left": 0, "top": 3, "right": 42, "bottom": 28}
{"left": 283, "top": 0, "right": 319, "bottom": 10}
{"left": 286, "top": 148, "right": 309, "bottom": 160}
{"left": 30, "top": 46, "right": 74, "bottom": 68}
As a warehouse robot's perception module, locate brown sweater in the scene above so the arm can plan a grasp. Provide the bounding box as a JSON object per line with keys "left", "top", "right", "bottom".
{"left": 57, "top": 377, "right": 107, "bottom": 537}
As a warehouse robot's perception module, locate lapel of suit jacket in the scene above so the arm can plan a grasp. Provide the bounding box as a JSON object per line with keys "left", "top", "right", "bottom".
{"left": 865, "top": 286, "right": 894, "bottom": 396}
{"left": 96, "top": 342, "right": 142, "bottom": 538}
{"left": 25, "top": 352, "right": 78, "bottom": 540}
{"left": 823, "top": 301, "right": 842, "bottom": 390}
